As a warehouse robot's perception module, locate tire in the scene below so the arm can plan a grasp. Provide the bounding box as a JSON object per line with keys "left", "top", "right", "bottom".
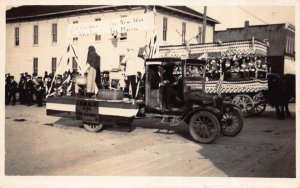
{"left": 232, "top": 94, "right": 254, "bottom": 117}
{"left": 189, "top": 111, "right": 220, "bottom": 144}
{"left": 220, "top": 108, "right": 243, "bottom": 136}
{"left": 83, "top": 123, "right": 104, "bottom": 133}
{"left": 253, "top": 92, "right": 266, "bottom": 115}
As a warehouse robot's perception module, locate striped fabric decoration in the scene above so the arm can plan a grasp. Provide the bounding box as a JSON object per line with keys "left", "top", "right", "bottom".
{"left": 204, "top": 79, "right": 268, "bottom": 94}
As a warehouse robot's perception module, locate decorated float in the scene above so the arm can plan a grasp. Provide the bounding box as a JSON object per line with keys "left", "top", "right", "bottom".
{"left": 159, "top": 39, "right": 269, "bottom": 116}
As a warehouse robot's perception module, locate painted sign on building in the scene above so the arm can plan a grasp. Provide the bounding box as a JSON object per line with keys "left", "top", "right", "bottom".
{"left": 67, "top": 13, "right": 155, "bottom": 38}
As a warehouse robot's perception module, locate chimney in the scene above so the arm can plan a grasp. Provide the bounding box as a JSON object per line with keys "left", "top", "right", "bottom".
{"left": 245, "top": 21, "right": 249, "bottom": 27}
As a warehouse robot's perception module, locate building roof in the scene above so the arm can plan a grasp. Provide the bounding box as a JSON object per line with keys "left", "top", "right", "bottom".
{"left": 216, "top": 23, "right": 295, "bottom": 32}
{"left": 6, "top": 5, "right": 219, "bottom": 24}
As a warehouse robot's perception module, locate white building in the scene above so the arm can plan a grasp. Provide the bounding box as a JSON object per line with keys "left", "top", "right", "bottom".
{"left": 6, "top": 5, "right": 219, "bottom": 80}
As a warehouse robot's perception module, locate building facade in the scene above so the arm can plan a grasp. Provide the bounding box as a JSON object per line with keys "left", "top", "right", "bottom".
{"left": 215, "top": 21, "right": 295, "bottom": 74}
{"left": 6, "top": 5, "right": 219, "bottom": 80}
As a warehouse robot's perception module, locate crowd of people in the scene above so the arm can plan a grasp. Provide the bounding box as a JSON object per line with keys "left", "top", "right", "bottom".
{"left": 5, "top": 70, "right": 80, "bottom": 107}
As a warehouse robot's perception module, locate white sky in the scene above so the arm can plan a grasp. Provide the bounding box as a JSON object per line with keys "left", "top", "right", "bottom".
{"left": 191, "top": 6, "right": 295, "bottom": 31}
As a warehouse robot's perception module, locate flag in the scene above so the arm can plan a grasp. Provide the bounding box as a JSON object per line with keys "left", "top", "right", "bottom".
{"left": 71, "top": 45, "right": 78, "bottom": 59}
{"left": 62, "top": 74, "right": 71, "bottom": 85}
{"left": 148, "top": 29, "right": 158, "bottom": 58}
{"left": 66, "top": 82, "right": 73, "bottom": 95}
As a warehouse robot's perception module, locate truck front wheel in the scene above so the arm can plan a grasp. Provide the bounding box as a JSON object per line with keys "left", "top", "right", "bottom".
{"left": 189, "top": 111, "right": 220, "bottom": 144}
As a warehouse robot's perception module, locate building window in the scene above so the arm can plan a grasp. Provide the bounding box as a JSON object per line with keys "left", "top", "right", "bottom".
{"left": 292, "top": 38, "right": 295, "bottom": 54}
{"left": 95, "top": 34, "right": 101, "bottom": 41}
{"left": 33, "top": 25, "right": 38, "bottom": 45}
{"left": 95, "top": 18, "right": 101, "bottom": 41}
{"left": 120, "top": 15, "right": 127, "bottom": 40}
{"left": 33, "top": 58, "right": 38, "bottom": 75}
{"left": 182, "top": 22, "right": 186, "bottom": 43}
{"left": 73, "top": 37, "right": 78, "bottom": 43}
{"left": 51, "top": 57, "right": 57, "bottom": 74}
{"left": 52, "top": 23, "right": 57, "bottom": 44}
{"left": 197, "top": 26, "right": 202, "bottom": 44}
{"left": 119, "top": 55, "right": 125, "bottom": 68}
{"left": 15, "top": 27, "right": 19, "bottom": 46}
{"left": 73, "top": 20, "right": 78, "bottom": 24}
{"left": 72, "top": 57, "right": 78, "bottom": 72}
{"left": 285, "top": 37, "right": 289, "bottom": 53}
{"left": 286, "top": 37, "right": 295, "bottom": 55}
{"left": 163, "top": 17, "right": 168, "bottom": 41}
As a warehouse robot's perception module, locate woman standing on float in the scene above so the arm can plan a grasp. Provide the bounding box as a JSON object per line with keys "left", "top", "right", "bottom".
{"left": 86, "top": 46, "right": 100, "bottom": 97}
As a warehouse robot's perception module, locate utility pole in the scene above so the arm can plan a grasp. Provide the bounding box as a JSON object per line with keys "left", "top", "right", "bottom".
{"left": 202, "top": 6, "right": 207, "bottom": 44}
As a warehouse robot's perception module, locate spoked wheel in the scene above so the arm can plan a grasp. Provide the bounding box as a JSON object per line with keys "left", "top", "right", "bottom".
{"left": 220, "top": 108, "right": 244, "bottom": 136}
{"left": 252, "top": 92, "right": 266, "bottom": 115}
{"left": 83, "top": 123, "right": 104, "bottom": 133}
{"left": 232, "top": 94, "right": 254, "bottom": 117}
{"left": 189, "top": 111, "right": 220, "bottom": 144}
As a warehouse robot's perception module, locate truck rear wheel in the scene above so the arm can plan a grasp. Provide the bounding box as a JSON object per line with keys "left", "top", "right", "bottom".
{"left": 83, "top": 123, "right": 104, "bottom": 133}
{"left": 189, "top": 111, "right": 220, "bottom": 144}
{"left": 220, "top": 108, "right": 243, "bottom": 136}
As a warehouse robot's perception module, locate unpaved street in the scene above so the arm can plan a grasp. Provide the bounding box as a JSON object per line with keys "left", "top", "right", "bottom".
{"left": 5, "top": 104, "right": 295, "bottom": 177}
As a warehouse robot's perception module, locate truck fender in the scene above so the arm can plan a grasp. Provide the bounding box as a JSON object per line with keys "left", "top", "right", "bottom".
{"left": 182, "top": 106, "right": 221, "bottom": 124}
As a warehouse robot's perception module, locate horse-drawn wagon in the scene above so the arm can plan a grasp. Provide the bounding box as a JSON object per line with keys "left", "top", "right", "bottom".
{"left": 159, "top": 39, "right": 269, "bottom": 117}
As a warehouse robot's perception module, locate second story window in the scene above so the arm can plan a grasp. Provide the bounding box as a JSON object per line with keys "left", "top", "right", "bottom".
{"left": 182, "top": 22, "right": 186, "bottom": 43}
{"left": 120, "top": 15, "right": 127, "bottom": 40}
{"left": 33, "top": 25, "right": 39, "bottom": 45}
{"left": 51, "top": 57, "right": 57, "bottom": 74}
{"left": 15, "top": 27, "right": 19, "bottom": 46}
{"left": 95, "top": 18, "right": 101, "bottom": 41}
{"left": 52, "top": 23, "right": 57, "bottom": 44}
{"left": 95, "top": 34, "right": 101, "bottom": 41}
{"left": 73, "top": 37, "right": 78, "bottom": 43}
{"left": 163, "top": 17, "right": 168, "bottom": 41}
{"left": 286, "top": 37, "right": 295, "bottom": 55}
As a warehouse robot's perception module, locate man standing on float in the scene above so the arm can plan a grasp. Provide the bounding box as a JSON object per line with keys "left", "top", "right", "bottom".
{"left": 120, "top": 46, "right": 139, "bottom": 100}
{"left": 86, "top": 46, "right": 101, "bottom": 97}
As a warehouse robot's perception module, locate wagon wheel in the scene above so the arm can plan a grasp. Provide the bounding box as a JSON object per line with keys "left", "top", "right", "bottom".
{"left": 189, "top": 111, "right": 220, "bottom": 144}
{"left": 220, "top": 108, "right": 243, "bottom": 136}
{"left": 83, "top": 123, "right": 104, "bottom": 133}
{"left": 252, "top": 92, "right": 266, "bottom": 115}
{"left": 232, "top": 94, "right": 254, "bottom": 117}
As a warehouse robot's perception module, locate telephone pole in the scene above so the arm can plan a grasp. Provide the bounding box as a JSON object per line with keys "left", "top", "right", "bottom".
{"left": 202, "top": 6, "right": 207, "bottom": 43}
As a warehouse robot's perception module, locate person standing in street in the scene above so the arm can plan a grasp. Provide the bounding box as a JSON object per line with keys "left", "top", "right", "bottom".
{"left": 25, "top": 75, "right": 34, "bottom": 106}
{"left": 6, "top": 76, "right": 18, "bottom": 106}
{"left": 86, "top": 46, "right": 100, "bottom": 97}
{"left": 18, "top": 73, "right": 26, "bottom": 104}
{"left": 35, "top": 77, "right": 45, "bottom": 107}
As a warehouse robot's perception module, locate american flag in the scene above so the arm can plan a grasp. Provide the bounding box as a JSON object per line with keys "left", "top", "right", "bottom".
{"left": 148, "top": 29, "right": 158, "bottom": 58}
{"left": 148, "top": 6, "right": 158, "bottom": 58}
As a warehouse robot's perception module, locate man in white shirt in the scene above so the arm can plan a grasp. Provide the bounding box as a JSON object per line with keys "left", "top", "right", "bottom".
{"left": 121, "top": 47, "right": 141, "bottom": 99}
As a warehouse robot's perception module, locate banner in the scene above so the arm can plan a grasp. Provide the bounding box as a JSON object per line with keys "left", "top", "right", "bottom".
{"left": 67, "top": 12, "right": 155, "bottom": 38}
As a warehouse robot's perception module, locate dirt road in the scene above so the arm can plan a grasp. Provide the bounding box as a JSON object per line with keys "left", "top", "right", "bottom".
{"left": 5, "top": 104, "right": 296, "bottom": 177}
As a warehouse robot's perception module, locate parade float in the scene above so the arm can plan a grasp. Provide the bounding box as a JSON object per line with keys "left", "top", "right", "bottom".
{"left": 159, "top": 39, "right": 269, "bottom": 116}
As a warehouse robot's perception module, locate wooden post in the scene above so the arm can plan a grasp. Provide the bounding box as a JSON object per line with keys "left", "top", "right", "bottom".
{"left": 202, "top": 6, "right": 207, "bottom": 44}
